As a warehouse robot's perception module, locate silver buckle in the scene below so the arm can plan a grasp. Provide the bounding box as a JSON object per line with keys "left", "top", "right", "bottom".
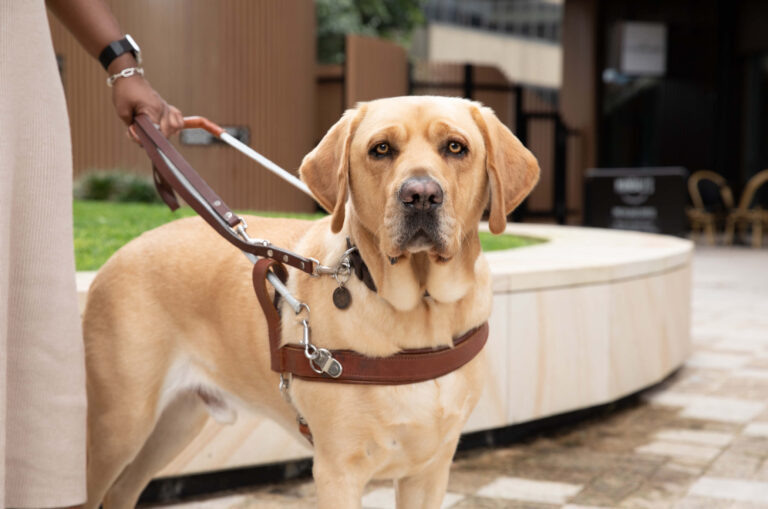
{"left": 309, "top": 348, "right": 343, "bottom": 378}
{"left": 234, "top": 216, "right": 270, "bottom": 247}
{"left": 298, "top": 318, "right": 343, "bottom": 378}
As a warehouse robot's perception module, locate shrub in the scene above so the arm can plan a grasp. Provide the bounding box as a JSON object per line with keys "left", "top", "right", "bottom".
{"left": 74, "top": 170, "right": 160, "bottom": 203}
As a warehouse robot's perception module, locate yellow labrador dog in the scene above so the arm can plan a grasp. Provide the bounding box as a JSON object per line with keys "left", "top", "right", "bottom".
{"left": 83, "top": 96, "right": 539, "bottom": 508}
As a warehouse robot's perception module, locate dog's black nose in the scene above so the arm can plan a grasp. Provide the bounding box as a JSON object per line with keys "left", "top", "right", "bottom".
{"left": 399, "top": 177, "right": 443, "bottom": 210}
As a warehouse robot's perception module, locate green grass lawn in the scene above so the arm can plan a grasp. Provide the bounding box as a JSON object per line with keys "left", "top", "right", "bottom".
{"left": 73, "top": 200, "right": 544, "bottom": 270}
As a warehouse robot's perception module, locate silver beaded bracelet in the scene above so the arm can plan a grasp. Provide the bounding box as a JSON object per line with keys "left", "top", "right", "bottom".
{"left": 106, "top": 66, "right": 144, "bottom": 87}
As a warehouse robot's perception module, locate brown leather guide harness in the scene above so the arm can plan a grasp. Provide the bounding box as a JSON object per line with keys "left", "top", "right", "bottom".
{"left": 132, "top": 114, "right": 488, "bottom": 401}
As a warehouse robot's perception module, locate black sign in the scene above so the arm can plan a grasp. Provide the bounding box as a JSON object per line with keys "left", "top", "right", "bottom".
{"left": 584, "top": 167, "right": 688, "bottom": 236}
{"left": 180, "top": 126, "right": 250, "bottom": 146}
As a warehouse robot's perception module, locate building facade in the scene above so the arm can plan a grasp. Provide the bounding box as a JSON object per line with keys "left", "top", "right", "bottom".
{"left": 562, "top": 0, "right": 768, "bottom": 207}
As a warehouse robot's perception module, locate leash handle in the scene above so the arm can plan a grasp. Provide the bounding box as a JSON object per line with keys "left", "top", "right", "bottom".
{"left": 131, "top": 114, "right": 316, "bottom": 275}
{"left": 183, "top": 116, "right": 313, "bottom": 197}
{"left": 183, "top": 116, "right": 226, "bottom": 136}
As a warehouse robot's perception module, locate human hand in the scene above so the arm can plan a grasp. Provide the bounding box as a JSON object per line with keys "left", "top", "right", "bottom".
{"left": 112, "top": 75, "right": 184, "bottom": 139}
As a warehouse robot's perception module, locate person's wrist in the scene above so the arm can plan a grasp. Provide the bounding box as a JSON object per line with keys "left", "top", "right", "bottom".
{"left": 106, "top": 53, "right": 138, "bottom": 75}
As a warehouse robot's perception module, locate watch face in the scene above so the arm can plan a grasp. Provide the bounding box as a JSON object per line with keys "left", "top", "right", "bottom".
{"left": 125, "top": 34, "right": 140, "bottom": 53}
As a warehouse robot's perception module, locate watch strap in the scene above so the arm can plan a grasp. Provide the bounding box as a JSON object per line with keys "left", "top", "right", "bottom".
{"left": 98, "top": 37, "right": 137, "bottom": 71}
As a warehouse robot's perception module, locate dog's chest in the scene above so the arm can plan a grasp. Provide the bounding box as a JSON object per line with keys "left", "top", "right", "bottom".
{"left": 291, "top": 354, "right": 485, "bottom": 478}
{"left": 367, "top": 375, "right": 479, "bottom": 477}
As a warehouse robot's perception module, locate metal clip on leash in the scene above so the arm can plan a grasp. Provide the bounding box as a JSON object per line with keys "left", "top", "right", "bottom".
{"left": 297, "top": 304, "right": 343, "bottom": 378}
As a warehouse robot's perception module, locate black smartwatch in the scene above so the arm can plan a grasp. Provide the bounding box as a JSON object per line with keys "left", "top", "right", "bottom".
{"left": 98, "top": 34, "right": 141, "bottom": 71}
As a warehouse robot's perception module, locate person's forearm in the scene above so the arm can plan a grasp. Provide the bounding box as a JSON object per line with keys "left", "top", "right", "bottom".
{"left": 46, "top": 0, "right": 135, "bottom": 74}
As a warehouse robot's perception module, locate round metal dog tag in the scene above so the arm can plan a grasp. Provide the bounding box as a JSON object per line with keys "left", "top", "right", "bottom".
{"left": 333, "top": 286, "right": 352, "bottom": 310}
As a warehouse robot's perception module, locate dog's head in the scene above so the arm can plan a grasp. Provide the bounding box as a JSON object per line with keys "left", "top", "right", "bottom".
{"left": 300, "top": 96, "right": 539, "bottom": 263}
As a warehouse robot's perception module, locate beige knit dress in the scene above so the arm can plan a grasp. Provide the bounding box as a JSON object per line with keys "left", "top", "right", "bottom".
{"left": 0, "top": 1, "right": 88, "bottom": 506}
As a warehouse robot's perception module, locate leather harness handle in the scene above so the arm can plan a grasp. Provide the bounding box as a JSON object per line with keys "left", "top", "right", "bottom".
{"left": 132, "top": 115, "right": 316, "bottom": 275}
{"left": 253, "top": 258, "right": 289, "bottom": 373}
{"left": 278, "top": 323, "right": 488, "bottom": 385}
{"left": 252, "top": 258, "right": 489, "bottom": 385}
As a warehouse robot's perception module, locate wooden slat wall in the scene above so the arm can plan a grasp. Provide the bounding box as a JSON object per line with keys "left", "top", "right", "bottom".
{"left": 49, "top": 0, "right": 316, "bottom": 212}
{"left": 345, "top": 34, "right": 408, "bottom": 107}
{"left": 560, "top": 0, "right": 598, "bottom": 222}
{"left": 315, "top": 65, "right": 344, "bottom": 144}
{"left": 522, "top": 88, "right": 558, "bottom": 212}
{"left": 314, "top": 36, "right": 408, "bottom": 143}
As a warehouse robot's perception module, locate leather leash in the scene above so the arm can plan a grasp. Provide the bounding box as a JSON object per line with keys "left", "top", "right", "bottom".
{"left": 132, "top": 114, "right": 489, "bottom": 385}
{"left": 132, "top": 115, "right": 316, "bottom": 275}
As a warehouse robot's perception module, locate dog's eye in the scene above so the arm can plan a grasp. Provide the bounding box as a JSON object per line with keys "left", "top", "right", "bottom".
{"left": 370, "top": 143, "right": 391, "bottom": 158}
{"left": 446, "top": 141, "right": 467, "bottom": 156}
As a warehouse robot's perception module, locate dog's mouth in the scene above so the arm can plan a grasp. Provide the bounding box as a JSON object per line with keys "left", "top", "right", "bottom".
{"left": 395, "top": 212, "right": 446, "bottom": 255}
{"left": 405, "top": 229, "right": 435, "bottom": 252}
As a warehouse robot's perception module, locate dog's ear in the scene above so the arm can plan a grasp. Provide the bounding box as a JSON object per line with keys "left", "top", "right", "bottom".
{"left": 300, "top": 105, "right": 367, "bottom": 233}
{"left": 471, "top": 106, "right": 540, "bottom": 234}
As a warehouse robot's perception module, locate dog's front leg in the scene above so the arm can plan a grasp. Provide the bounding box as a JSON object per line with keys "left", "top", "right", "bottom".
{"left": 394, "top": 445, "right": 456, "bottom": 509}
{"left": 313, "top": 453, "right": 372, "bottom": 509}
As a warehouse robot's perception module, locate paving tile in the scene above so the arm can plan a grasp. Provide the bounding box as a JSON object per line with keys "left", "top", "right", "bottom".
{"left": 712, "top": 340, "right": 768, "bottom": 354}
{"left": 448, "top": 469, "right": 508, "bottom": 495}
{"left": 635, "top": 440, "right": 721, "bottom": 462}
{"left": 615, "top": 466, "right": 701, "bottom": 509}
{"left": 516, "top": 450, "right": 665, "bottom": 477}
{"left": 665, "top": 462, "right": 706, "bottom": 476}
{"left": 451, "top": 497, "right": 557, "bottom": 508}
{"left": 562, "top": 505, "right": 616, "bottom": 509}
{"left": 475, "top": 477, "right": 583, "bottom": 504}
{"left": 715, "top": 378, "right": 768, "bottom": 401}
{"left": 650, "top": 393, "right": 766, "bottom": 423}
{"left": 688, "top": 477, "right": 768, "bottom": 503}
{"left": 654, "top": 429, "right": 734, "bottom": 447}
{"left": 672, "top": 495, "right": 733, "bottom": 508}
{"left": 686, "top": 352, "right": 751, "bottom": 370}
{"left": 727, "top": 435, "right": 768, "bottom": 458}
{"left": 733, "top": 369, "right": 768, "bottom": 380}
{"left": 360, "top": 487, "right": 463, "bottom": 508}
{"left": 705, "top": 451, "right": 762, "bottom": 478}
{"left": 743, "top": 422, "right": 768, "bottom": 437}
{"left": 569, "top": 472, "right": 644, "bottom": 506}
{"left": 728, "top": 502, "right": 768, "bottom": 509}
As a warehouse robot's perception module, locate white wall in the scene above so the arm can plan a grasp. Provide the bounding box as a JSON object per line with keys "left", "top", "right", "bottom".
{"left": 419, "top": 23, "right": 562, "bottom": 88}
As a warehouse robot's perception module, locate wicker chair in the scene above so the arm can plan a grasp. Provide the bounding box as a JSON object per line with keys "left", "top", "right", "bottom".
{"left": 725, "top": 169, "right": 768, "bottom": 248}
{"left": 686, "top": 170, "right": 734, "bottom": 245}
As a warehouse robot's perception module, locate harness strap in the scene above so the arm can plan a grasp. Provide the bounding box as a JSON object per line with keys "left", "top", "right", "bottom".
{"left": 253, "top": 259, "right": 289, "bottom": 372}
{"left": 132, "top": 115, "right": 316, "bottom": 275}
{"left": 253, "top": 260, "right": 489, "bottom": 385}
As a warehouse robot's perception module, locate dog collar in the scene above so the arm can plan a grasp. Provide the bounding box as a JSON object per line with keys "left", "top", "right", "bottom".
{"left": 345, "top": 238, "right": 377, "bottom": 293}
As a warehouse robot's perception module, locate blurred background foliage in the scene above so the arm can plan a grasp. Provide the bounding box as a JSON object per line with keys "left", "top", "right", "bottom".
{"left": 74, "top": 170, "right": 161, "bottom": 203}
{"left": 316, "top": 0, "right": 427, "bottom": 64}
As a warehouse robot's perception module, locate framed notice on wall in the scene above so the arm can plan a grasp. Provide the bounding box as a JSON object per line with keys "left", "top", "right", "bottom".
{"left": 584, "top": 167, "right": 688, "bottom": 236}
{"left": 607, "top": 21, "right": 667, "bottom": 77}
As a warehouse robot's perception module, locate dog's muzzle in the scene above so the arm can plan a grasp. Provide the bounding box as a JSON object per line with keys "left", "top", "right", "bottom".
{"left": 396, "top": 177, "right": 445, "bottom": 252}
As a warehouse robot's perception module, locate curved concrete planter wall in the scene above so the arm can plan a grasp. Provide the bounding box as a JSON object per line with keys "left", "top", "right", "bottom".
{"left": 76, "top": 224, "right": 693, "bottom": 476}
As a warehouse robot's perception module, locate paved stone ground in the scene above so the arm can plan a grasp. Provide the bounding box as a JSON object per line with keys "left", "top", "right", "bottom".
{"left": 147, "top": 245, "right": 768, "bottom": 509}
